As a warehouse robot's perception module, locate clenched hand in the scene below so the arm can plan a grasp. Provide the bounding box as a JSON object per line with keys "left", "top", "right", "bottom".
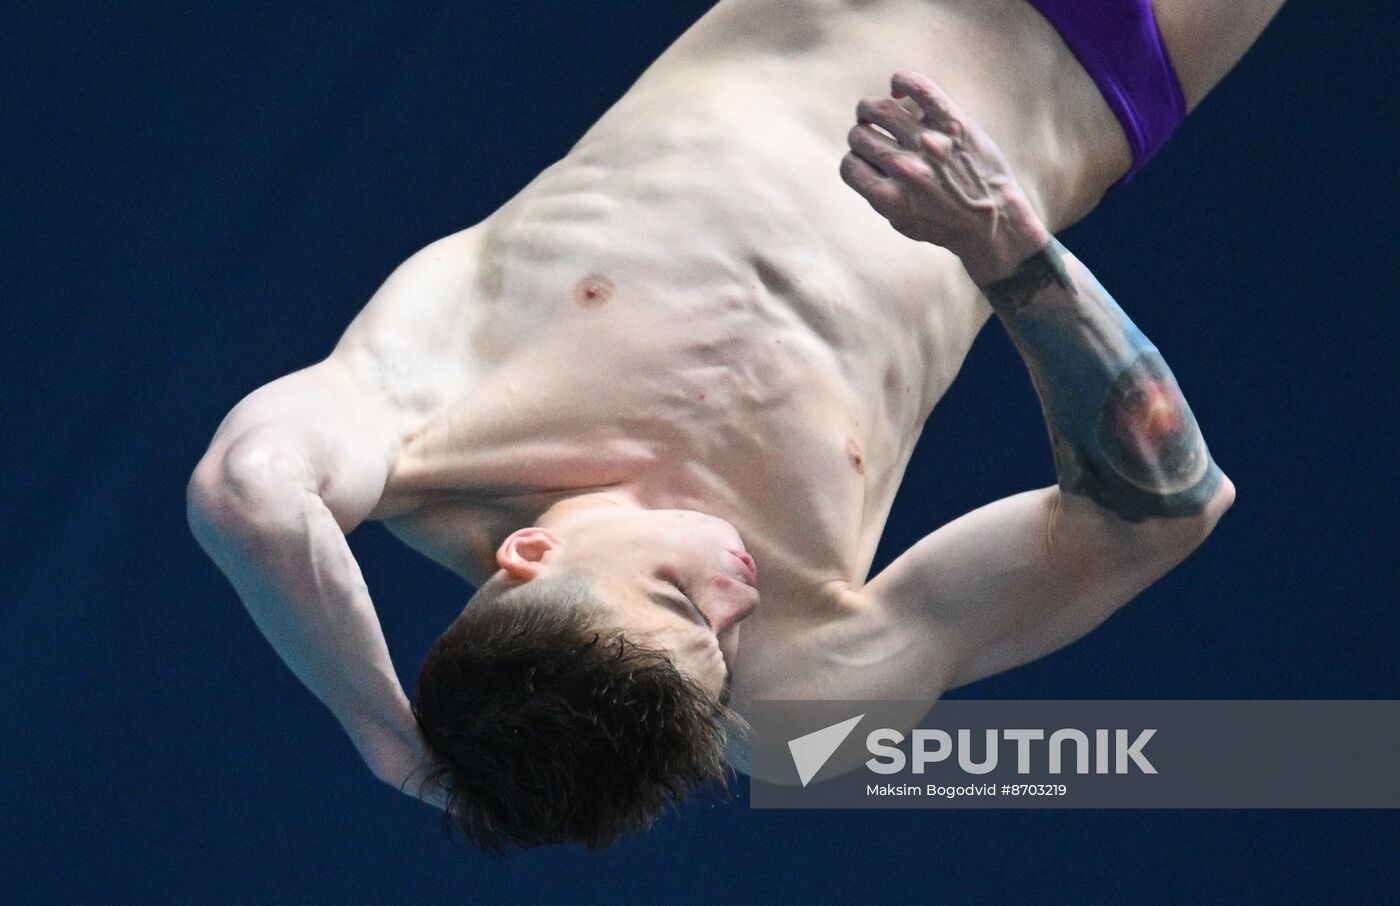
{"left": 840, "top": 69, "right": 1050, "bottom": 285}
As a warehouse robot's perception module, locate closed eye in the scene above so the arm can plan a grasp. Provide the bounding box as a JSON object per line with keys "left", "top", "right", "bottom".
{"left": 658, "top": 579, "right": 713, "bottom": 631}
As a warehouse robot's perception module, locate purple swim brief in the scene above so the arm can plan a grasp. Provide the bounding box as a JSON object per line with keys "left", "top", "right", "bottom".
{"left": 1024, "top": 0, "right": 1188, "bottom": 187}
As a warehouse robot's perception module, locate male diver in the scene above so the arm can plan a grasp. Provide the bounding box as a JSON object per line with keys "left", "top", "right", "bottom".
{"left": 188, "top": 0, "right": 1281, "bottom": 851}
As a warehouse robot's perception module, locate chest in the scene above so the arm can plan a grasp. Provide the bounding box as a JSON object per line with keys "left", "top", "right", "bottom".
{"left": 378, "top": 284, "right": 900, "bottom": 581}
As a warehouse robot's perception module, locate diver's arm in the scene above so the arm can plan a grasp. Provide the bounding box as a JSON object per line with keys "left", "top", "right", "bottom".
{"left": 843, "top": 70, "right": 1234, "bottom": 686}
{"left": 186, "top": 360, "right": 440, "bottom": 803}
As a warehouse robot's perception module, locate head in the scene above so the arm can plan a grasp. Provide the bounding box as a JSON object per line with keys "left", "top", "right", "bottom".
{"left": 412, "top": 495, "right": 760, "bottom": 853}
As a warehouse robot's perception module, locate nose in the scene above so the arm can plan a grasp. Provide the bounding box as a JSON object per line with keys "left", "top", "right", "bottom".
{"left": 706, "top": 589, "right": 758, "bottom": 634}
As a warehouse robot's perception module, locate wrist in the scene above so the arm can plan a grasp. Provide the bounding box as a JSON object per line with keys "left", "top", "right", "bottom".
{"left": 370, "top": 739, "right": 426, "bottom": 787}
{"left": 342, "top": 702, "right": 422, "bottom": 778}
{"left": 960, "top": 206, "right": 1051, "bottom": 287}
{"left": 977, "top": 237, "right": 1076, "bottom": 315}
{"left": 368, "top": 732, "right": 450, "bottom": 810}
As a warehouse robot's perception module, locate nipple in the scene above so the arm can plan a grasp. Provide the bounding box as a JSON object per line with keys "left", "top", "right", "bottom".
{"left": 573, "top": 273, "right": 614, "bottom": 308}
{"left": 846, "top": 438, "right": 866, "bottom": 475}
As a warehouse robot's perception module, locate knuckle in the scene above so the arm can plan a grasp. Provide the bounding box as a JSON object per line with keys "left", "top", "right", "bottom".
{"left": 874, "top": 97, "right": 901, "bottom": 115}
{"left": 893, "top": 155, "right": 930, "bottom": 181}
{"left": 894, "top": 95, "right": 924, "bottom": 118}
{"left": 871, "top": 193, "right": 901, "bottom": 217}
{"left": 920, "top": 132, "right": 952, "bottom": 156}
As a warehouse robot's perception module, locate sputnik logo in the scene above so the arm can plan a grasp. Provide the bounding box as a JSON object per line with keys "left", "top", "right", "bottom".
{"left": 787, "top": 714, "right": 864, "bottom": 787}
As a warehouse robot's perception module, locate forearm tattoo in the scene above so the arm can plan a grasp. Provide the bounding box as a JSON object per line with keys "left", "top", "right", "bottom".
{"left": 982, "top": 240, "right": 1075, "bottom": 312}
{"left": 982, "top": 240, "right": 1223, "bottom": 522}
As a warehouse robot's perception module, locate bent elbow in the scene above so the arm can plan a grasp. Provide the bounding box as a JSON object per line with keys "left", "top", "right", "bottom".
{"left": 186, "top": 430, "right": 312, "bottom": 544}
{"left": 186, "top": 461, "right": 263, "bottom": 551}
{"left": 1197, "top": 471, "right": 1236, "bottom": 533}
{"left": 186, "top": 457, "right": 235, "bottom": 548}
{"left": 1211, "top": 473, "right": 1237, "bottom": 520}
{"left": 1165, "top": 472, "right": 1236, "bottom": 553}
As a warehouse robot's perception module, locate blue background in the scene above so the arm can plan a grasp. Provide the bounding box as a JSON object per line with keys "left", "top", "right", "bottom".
{"left": 3, "top": 2, "right": 1396, "bottom": 902}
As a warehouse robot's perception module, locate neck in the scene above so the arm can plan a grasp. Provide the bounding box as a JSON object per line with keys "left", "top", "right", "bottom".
{"left": 534, "top": 489, "right": 643, "bottom": 531}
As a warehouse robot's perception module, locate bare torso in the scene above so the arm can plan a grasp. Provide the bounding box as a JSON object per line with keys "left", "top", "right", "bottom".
{"left": 327, "top": 0, "right": 1135, "bottom": 705}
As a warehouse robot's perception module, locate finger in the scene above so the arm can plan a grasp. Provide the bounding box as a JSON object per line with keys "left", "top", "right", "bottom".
{"left": 848, "top": 123, "right": 934, "bottom": 187}
{"left": 890, "top": 69, "right": 959, "bottom": 129}
{"left": 917, "top": 130, "right": 954, "bottom": 159}
{"left": 839, "top": 152, "right": 908, "bottom": 220}
{"left": 855, "top": 95, "right": 924, "bottom": 148}
{"left": 846, "top": 123, "right": 903, "bottom": 175}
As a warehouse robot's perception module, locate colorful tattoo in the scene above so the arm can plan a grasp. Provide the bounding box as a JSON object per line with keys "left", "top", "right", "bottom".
{"left": 983, "top": 240, "right": 1222, "bottom": 521}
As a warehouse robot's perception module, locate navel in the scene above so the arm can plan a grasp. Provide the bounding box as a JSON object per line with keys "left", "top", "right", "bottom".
{"left": 572, "top": 273, "right": 614, "bottom": 308}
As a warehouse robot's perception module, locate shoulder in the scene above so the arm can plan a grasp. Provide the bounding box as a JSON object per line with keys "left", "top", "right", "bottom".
{"left": 330, "top": 225, "right": 487, "bottom": 407}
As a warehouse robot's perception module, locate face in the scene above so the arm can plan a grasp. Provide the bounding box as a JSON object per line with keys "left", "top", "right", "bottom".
{"left": 496, "top": 504, "right": 760, "bottom": 701}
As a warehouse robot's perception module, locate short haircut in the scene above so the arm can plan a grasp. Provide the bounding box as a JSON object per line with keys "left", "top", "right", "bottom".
{"left": 411, "top": 572, "right": 740, "bottom": 854}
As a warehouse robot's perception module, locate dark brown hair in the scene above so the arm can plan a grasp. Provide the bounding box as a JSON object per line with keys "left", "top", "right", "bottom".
{"left": 411, "top": 573, "right": 738, "bottom": 854}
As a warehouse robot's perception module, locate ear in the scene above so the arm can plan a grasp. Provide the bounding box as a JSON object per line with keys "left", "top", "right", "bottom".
{"left": 495, "top": 527, "right": 562, "bottom": 582}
